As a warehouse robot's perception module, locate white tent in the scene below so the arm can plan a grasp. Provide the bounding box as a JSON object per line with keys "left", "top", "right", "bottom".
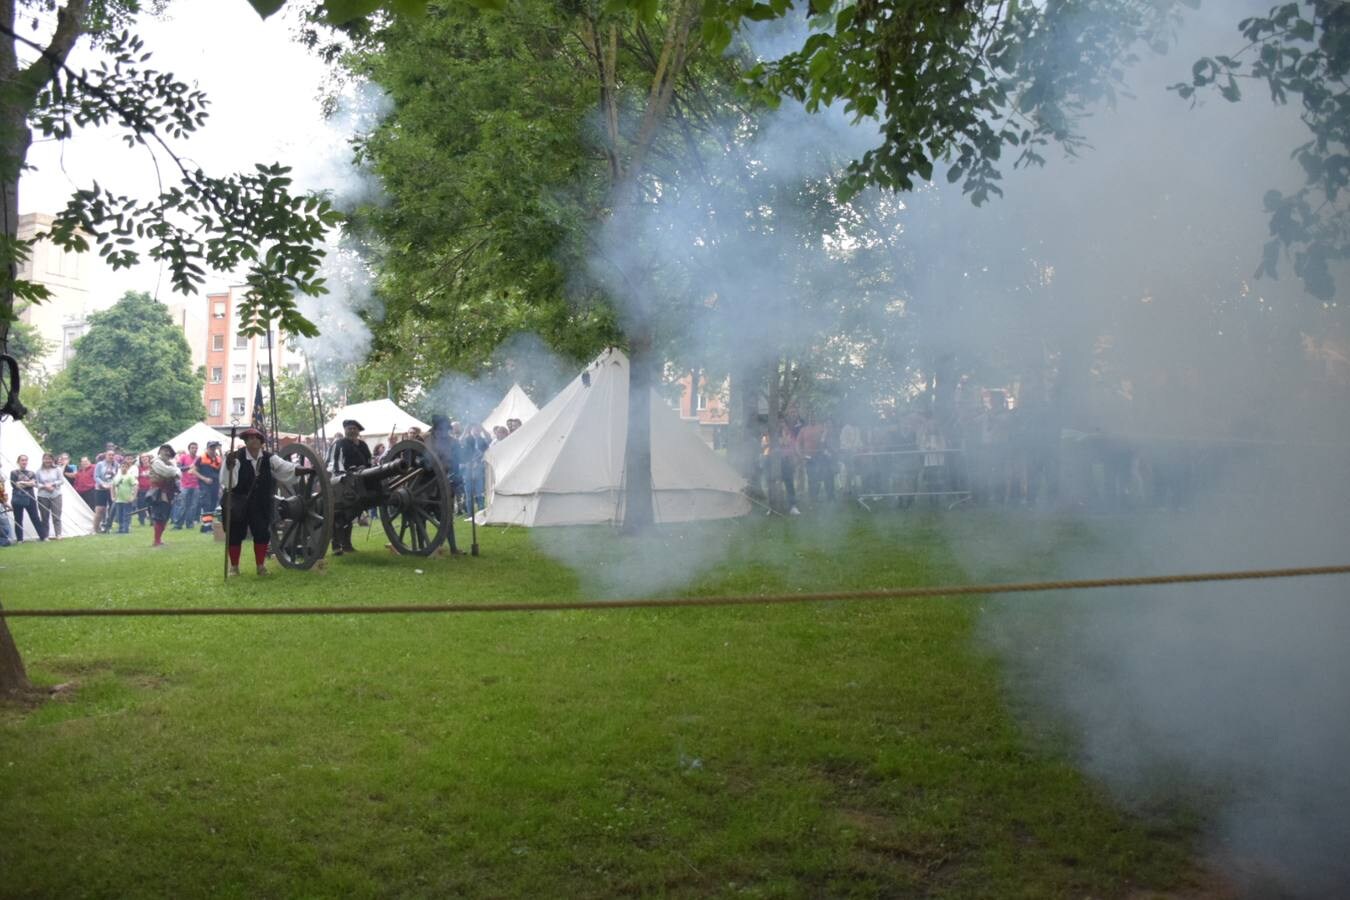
{"left": 143, "top": 422, "right": 229, "bottom": 458}
{"left": 1, "top": 416, "right": 95, "bottom": 537}
{"left": 481, "top": 349, "right": 750, "bottom": 526}
{"left": 481, "top": 383, "right": 539, "bottom": 434}
{"left": 322, "top": 399, "right": 431, "bottom": 451}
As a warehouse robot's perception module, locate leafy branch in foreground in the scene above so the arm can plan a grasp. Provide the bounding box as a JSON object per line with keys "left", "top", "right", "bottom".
{"left": 1171, "top": 0, "right": 1350, "bottom": 303}
{"left": 1, "top": 16, "right": 341, "bottom": 340}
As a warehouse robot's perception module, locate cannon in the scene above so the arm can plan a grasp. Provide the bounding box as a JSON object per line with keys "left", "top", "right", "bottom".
{"left": 268, "top": 439, "right": 453, "bottom": 570}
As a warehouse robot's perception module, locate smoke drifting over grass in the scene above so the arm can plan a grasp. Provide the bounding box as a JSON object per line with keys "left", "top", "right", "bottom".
{"left": 576, "top": 2, "right": 1350, "bottom": 894}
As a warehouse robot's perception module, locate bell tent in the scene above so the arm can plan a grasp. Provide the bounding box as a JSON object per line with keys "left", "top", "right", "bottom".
{"left": 481, "top": 384, "right": 539, "bottom": 434}
{"left": 481, "top": 349, "right": 750, "bottom": 526}
{"left": 142, "top": 422, "right": 229, "bottom": 458}
{"left": 321, "top": 399, "right": 430, "bottom": 451}
{"left": 0, "top": 417, "right": 95, "bottom": 537}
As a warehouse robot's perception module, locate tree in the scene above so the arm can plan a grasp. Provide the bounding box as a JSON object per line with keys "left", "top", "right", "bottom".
{"left": 0, "top": 1, "right": 343, "bottom": 367}
{"left": 34, "top": 291, "right": 202, "bottom": 454}
{"left": 343, "top": 0, "right": 751, "bottom": 528}
{"left": 1172, "top": 0, "right": 1350, "bottom": 303}
{"left": 271, "top": 368, "right": 344, "bottom": 436}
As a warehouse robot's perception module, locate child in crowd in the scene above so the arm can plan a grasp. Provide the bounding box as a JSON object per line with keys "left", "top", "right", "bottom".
{"left": 111, "top": 459, "right": 139, "bottom": 533}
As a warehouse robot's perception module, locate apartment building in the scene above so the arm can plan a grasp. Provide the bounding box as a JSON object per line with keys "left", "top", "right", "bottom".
{"left": 202, "top": 286, "right": 306, "bottom": 429}
{"left": 14, "top": 212, "right": 97, "bottom": 374}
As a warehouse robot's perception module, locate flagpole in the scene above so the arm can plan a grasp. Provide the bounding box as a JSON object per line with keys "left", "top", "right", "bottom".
{"left": 223, "top": 424, "right": 237, "bottom": 582}
{"left": 265, "top": 326, "right": 280, "bottom": 450}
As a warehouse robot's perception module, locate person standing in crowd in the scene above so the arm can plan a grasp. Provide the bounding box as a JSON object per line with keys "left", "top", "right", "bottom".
{"left": 59, "top": 452, "right": 75, "bottom": 486}
{"left": 146, "top": 445, "right": 180, "bottom": 547}
{"left": 194, "top": 441, "right": 222, "bottom": 533}
{"left": 172, "top": 442, "right": 201, "bottom": 530}
{"left": 491, "top": 425, "right": 509, "bottom": 443}
{"left": 461, "top": 423, "right": 491, "bottom": 514}
{"left": 73, "top": 455, "right": 95, "bottom": 510}
{"left": 223, "top": 427, "right": 297, "bottom": 576}
{"left": 327, "top": 419, "right": 372, "bottom": 556}
{"left": 111, "top": 458, "right": 139, "bottom": 533}
{"left": 9, "top": 454, "right": 47, "bottom": 541}
{"left": 0, "top": 479, "right": 15, "bottom": 546}
{"left": 838, "top": 420, "right": 863, "bottom": 496}
{"left": 135, "top": 453, "right": 153, "bottom": 526}
{"left": 776, "top": 422, "right": 801, "bottom": 515}
{"left": 798, "top": 418, "right": 836, "bottom": 505}
{"left": 92, "top": 450, "right": 117, "bottom": 533}
{"left": 35, "top": 452, "right": 65, "bottom": 540}
{"left": 427, "top": 416, "right": 462, "bottom": 552}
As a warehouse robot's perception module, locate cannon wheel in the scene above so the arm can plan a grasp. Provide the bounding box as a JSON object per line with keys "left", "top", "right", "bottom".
{"left": 270, "top": 442, "right": 332, "bottom": 570}
{"left": 379, "top": 439, "right": 451, "bottom": 556}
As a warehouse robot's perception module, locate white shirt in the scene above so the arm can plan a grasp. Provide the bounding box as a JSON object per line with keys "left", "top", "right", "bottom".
{"left": 223, "top": 448, "right": 298, "bottom": 491}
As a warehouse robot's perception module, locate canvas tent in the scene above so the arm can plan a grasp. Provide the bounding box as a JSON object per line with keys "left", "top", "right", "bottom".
{"left": 481, "top": 384, "right": 539, "bottom": 434}
{"left": 321, "top": 399, "right": 431, "bottom": 451}
{"left": 1, "top": 417, "right": 95, "bottom": 537}
{"left": 481, "top": 349, "right": 750, "bottom": 526}
{"left": 143, "top": 422, "right": 229, "bottom": 458}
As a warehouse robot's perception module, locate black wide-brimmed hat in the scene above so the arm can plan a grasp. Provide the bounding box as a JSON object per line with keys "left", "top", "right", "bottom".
{"left": 237, "top": 427, "right": 265, "bottom": 441}
{"left": 342, "top": 419, "right": 364, "bottom": 430}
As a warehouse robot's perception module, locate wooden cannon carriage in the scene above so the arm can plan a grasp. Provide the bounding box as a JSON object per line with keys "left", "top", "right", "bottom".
{"left": 268, "top": 439, "right": 453, "bottom": 570}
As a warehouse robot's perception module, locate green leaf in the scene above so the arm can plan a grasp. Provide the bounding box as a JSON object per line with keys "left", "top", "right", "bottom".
{"left": 702, "top": 19, "right": 734, "bottom": 55}
{"left": 323, "top": 0, "right": 384, "bottom": 24}
{"left": 246, "top": 0, "right": 287, "bottom": 18}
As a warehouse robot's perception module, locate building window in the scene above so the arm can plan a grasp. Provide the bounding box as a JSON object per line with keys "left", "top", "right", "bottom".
{"left": 212, "top": 334, "right": 224, "bottom": 352}
{"left": 286, "top": 362, "right": 301, "bottom": 376}
{"left": 234, "top": 333, "right": 248, "bottom": 350}
{"left": 209, "top": 399, "right": 222, "bottom": 417}
{"left": 230, "top": 397, "right": 246, "bottom": 416}
{"left": 210, "top": 367, "right": 223, "bottom": 384}
{"left": 696, "top": 392, "right": 708, "bottom": 411}
{"left": 231, "top": 364, "right": 246, "bottom": 383}
{"left": 212, "top": 301, "right": 226, "bottom": 319}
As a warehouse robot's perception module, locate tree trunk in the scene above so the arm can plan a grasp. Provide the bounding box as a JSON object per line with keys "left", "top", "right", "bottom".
{"left": 622, "top": 329, "right": 655, "bottom": 531}
{"left": 0, "top": 603, "right": 29, "bottom": 694}
{"left": 0, "top": 0, "right": 90, "bottom": 692}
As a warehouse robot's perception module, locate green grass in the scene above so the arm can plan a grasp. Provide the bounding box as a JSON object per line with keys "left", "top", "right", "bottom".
{"left": 0, "top": 511, "right": 1206, "bottom": 898}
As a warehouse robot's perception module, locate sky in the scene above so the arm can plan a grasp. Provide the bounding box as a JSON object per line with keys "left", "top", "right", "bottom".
{"left": 18, "top": 0, "right": 335, "bottom": 301}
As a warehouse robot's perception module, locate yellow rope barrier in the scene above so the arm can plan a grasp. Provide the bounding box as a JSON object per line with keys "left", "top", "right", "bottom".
{"left": 1, "top": 564, "right": 1347, "bottom": 619}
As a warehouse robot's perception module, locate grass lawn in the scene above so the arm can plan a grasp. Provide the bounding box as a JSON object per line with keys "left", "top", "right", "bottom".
{"left": 0, "top": 510, "right": 1209, "bottom": 898}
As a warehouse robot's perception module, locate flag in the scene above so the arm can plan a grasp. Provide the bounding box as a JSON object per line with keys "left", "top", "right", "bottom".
{"left": 251, "top": 378, "right": 266, "bottom": 433}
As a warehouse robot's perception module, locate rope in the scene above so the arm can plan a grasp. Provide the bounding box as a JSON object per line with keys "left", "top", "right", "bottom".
{"left": 1, "top": 563, "right": 1347, "bottom": 619}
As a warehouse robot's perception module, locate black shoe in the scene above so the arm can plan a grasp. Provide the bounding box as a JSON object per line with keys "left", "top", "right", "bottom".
{"left": 332, "top": 547, "right": 343, "bottom": 556}
{"left": 343, "top": 544, "right": 358, "bottom": 553}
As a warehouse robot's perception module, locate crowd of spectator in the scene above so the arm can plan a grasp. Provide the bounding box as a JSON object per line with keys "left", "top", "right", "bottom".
{"left": 1, "top": 438, "right": 224, "bottom": 546}
{"left": 757, "top": 387, "right": 1233, "bottom": 514}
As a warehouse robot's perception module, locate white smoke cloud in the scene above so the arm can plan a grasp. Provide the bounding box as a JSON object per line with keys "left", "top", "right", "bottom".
{"left": 577, "top": 2, "right": 1350, "bottom": 894}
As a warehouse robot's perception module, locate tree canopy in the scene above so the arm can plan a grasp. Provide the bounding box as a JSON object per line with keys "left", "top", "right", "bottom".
{"left": 34, "top": 290, "right": 203, "bottom": 454}
{"left": 1, "top": 0, "right": 342, "bottom": 371}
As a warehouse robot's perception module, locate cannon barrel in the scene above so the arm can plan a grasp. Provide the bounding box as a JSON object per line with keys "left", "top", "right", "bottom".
{"left": 353, "top": 456, "right": 410, "bottom": 484}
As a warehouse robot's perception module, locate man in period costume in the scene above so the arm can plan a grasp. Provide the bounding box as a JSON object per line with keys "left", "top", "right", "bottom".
{"left": 327, "top": 419, "right": 372, "bottom": 556}
{"left": 222, "top": 427, "right": 297, "bottom": 576}
{"left": 147, "top": 445, "right": 181, "bottom": 547}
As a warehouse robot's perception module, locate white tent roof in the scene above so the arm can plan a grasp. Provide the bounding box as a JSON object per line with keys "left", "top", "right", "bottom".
{"left": 322, "top": 399, "right": 430, "bottom": 448}
{"left": 1, "top": 416, "right": 95, "bottom": 537}
{"left": 482, "top": 349, "right": 749, "bottom": 526}
{"left": 143, "top": 422, "right": 229, "bottom": 458}
{"left": 482, "top": 383, "right": 539, "bottom": 434}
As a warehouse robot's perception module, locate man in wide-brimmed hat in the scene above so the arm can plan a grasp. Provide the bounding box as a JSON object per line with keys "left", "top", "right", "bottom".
{"left": 223, "top": 427, "right": 297, "bottom": 576}
{"left": 327, "top": 418, "right": 372, "bottom": 556}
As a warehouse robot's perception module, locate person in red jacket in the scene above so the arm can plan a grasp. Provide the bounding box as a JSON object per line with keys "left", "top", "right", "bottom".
{"left": 135, "top": 453, "right": 153, "bottom": 526}
{"left": 73, "top": 456, "right": 95, "bottom": 509}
